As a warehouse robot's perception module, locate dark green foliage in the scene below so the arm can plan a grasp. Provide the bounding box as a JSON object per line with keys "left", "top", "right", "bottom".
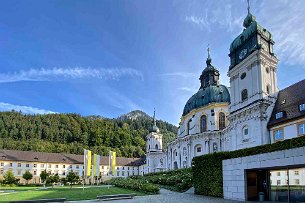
{"left": 130, "top": 168, "right": 192, "bottom": 192}
{"left": 105, "top": 177, "right": 160, "bottom": 194}
{"left": 2, "top": 170, "right": 18, "bottom": 185}
{"left": 0, "top": 111, "right": 177, "bottom": 157}
{"left": 192, "top": 135, "right": 305, "bottom": 197}
{"left": 40, "top": 170, "right": 49, "bottom": 185}
{"left": 65, "top": 171, "right": 80, "bottom": 188}
{"left": 22, "top": 170, "right": 33, "bottom": 184}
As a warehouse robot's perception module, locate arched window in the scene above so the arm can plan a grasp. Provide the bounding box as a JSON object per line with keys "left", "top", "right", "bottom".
{"left": 187, "top": 119, "right": 192, "bottom": 135}
{"left": 155, "top": 144, "right": 158, "bottom": 150}
{"left": 242, "top": 125, "right": 249, "bottom": 140}
{"left": 200, "top": 115, "right": 207, "bottom": 133}
{"left": 241, "top": 89, "right": 248, "bottom": 101}
{"left": 219, "top": 112, "right": 226, "bottom": 130}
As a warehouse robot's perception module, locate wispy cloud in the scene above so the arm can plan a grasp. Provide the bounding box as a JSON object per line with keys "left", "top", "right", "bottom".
{"left": 177, "top": 87, "right": 198, "bottom": 93}
{"left": 257, "top": 0, "right": 305, "bottom": 66}
{"left": 161, "top": 72, "right": 197, "bottom": 78}
{"left": 0, "top": 67, "right": 144, "bottom": 83}
{"left": 0, "top": 102, "right": 56, "bottom": 114}
{"left": 185, "top": 3, "right": 243, "bottom": 34}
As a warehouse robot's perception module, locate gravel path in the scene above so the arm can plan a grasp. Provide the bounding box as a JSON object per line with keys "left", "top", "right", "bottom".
{"left": 68, "top": 188, "right": 262, "bottom": 203}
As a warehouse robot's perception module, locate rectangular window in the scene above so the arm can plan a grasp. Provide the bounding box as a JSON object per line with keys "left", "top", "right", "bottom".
{"left": 298, "top": 123, "right": 305, "bottom": 136}
{"left": 41, "top": 164, "right": 44, "bottom": 168}
{"left": 276, "top": 112, "right": 283, "bottom": 119}
{"left": 299, "top": 103, "right": 305, "bottom": 111}
{"left": 34, "top": 171, "right": 37, "bottom": 175}
{"left": 274, "top": 129, "right": 284, "bottom": 142}
{"left": 295, "top": 179, "right": 300, "bottom": 185}
{"left": 295, "top": 170, "right": 299, "bottom": 175}
{"left": 33, "top": 164, "right": 37, "bottom": 168}
{"left": 26, "top": 164, "right": 30, "bottom": 167}
{"left": 117, "top": 171, "right": 119, "bottom": 176}
{"left": 277, "top": 172, "right": 281, "bottom": 176}
{"left": 0, "top": 163, "right": 3, "bottom": 166}
{"left": 196, "top": 147, "right": 202, "bottom": 153}
{"left": 55, "top": 165, "right": 58, "bottom": 168}
{"left": 17, "top": 170, "right": 22, "bottom": 175}
{"left": 211, "top": 109, "right": 215, "bottom": 116}
{"left": 63, "top": 165, "right": 65, "bottom": 168}
{"left": 277, "top": 180, "right": 281, "bottom": 185}
{"left": 10, "top": 163, "right": 13, "bottom": 167}
{"left": 48, "top": 164, "right": 51, "bottom": 168}
{"left": 18, "top": 163, "right": 21, "bottom": 167}
{"left": 76, "top": 165, "right": 79, "bottom": 169}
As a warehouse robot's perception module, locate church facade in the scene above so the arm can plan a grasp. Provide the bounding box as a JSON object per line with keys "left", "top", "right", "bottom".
{"left": 146, "top": 7, "right": 305, "bottom": 175}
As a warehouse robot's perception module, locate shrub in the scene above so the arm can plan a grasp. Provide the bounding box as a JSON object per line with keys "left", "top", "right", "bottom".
{"left": 192, "top": 135, "right": 305, "bottom": 197}
{"left": 105, "top": 178, "right": 160, "bottom": 194}
{"left": 130, "top": 168, "right": 192, "bottom": 192}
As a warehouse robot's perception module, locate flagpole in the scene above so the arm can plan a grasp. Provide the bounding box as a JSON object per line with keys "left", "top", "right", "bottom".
{"left": 83, "top": 149, "right": 85, "bottom": 191}
{"left": 108, "top": 150, "right": 110, "bottom": 189}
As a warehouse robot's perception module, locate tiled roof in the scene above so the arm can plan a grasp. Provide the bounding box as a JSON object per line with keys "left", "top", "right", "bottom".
{"left": 0, "top": 149, "right": 143, "bottom": 166}
{"left": 268, "top": 79, "right": 305, "bottom": 128}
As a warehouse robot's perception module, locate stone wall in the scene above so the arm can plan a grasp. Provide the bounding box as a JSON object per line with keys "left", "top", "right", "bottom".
{"left": 222, "top": 146, "right": 305, "bottom": 201}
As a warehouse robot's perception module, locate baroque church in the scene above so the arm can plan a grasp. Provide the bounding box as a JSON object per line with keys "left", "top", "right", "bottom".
{"left": 146, "top": 5, "right": 305, "bottom": 173}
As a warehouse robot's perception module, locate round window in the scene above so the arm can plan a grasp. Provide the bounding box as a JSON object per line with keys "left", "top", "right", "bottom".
{"left": 240, "top": 72, "right": 246, "bottom": 80}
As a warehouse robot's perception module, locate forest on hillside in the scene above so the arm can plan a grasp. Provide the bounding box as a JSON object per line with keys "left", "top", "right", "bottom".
{"left": 0, "top": 111, "right": 177, "bottom": 158}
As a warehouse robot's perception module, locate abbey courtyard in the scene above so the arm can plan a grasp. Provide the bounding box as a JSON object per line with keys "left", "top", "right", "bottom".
{"left": 1, "top": 1, "right": 305, "bottom": 203}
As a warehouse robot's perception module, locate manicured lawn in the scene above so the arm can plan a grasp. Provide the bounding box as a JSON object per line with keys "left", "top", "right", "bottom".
{"left": 0, "top": 186, "right": 145, "bottom": 202}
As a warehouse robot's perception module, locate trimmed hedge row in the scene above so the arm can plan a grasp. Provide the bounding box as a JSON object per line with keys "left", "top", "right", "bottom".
{"left": 192, "top": 135, "right": 305, "bottom": 197}
{"left": 131, "top": 168, "right": 192, "bottom": 192}
{"left": 105, "top": 177, "right": 160, "bottom": 194}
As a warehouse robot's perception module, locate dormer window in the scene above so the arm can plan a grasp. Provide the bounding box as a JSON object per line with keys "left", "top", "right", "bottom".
{"left": 275, "top": 112, "right": 283, "bottom": 119}
{"left": 299, "top": 103, "right": 305, "bottom": 111}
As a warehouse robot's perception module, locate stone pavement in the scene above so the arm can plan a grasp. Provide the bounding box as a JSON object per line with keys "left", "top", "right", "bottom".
{"left": 68, "top": 188, "right": 264, "bottom": 203}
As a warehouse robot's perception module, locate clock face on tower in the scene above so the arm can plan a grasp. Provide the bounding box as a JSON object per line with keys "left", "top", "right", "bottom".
{"left": 239, "top": 48, "right": 248, "bottom": 60}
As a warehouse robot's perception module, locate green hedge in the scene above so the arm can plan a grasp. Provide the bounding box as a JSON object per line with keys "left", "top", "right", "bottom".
{"left": 192, "top": 135, "right": 305, "bottom": 197}
{"left": 130, "top": 168, "right": 192, "bottom": 192}
{"left": 105, "top": 177, "right": 160, "bottom": 194}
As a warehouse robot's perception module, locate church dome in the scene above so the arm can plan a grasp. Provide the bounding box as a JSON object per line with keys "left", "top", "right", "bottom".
{"left": 182, "top": 85, "right": 230, "bottom": 116}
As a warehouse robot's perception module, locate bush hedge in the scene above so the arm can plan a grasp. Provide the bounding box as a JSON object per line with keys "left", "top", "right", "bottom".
{"left": 130, "top": 168, "right": 192, "bottom": 192}
{"left": 105, "top": 177, "right": 160, "bottom": 194}
{"left": 192, "top": 135, "right": 305, "bottom": 197}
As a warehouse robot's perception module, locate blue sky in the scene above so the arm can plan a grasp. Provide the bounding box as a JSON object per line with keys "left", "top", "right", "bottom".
{"left": 0, "top": 0, "right": 305, "bottom": 125}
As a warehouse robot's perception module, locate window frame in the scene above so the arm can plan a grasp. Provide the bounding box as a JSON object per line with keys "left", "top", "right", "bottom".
{"left": 200, "top": 115, "right": 207, "bottom": 133}
{"left": 273, "top": 128, "right": 284, "bottom": 142}
{"left": 275, "top": 112, "right": 284, "bottom": 119}
{"left": 299, "top": 103, "right": 305, "bottom": 111}
{"left": 297, "top": 122, "right": 305, "bottom": 136}
{"left": 218, "top": 112, "right": 226, "bottom": 130}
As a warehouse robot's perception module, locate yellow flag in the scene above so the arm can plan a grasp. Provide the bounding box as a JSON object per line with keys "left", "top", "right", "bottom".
{"left": 93, "top": 154, "right": 98, "bottom": 176}
{"left": 111, "top": 151, "right": 116, "bottom": 175}
{"left": 87, "top": 150, "right": 91, "bottom": 177}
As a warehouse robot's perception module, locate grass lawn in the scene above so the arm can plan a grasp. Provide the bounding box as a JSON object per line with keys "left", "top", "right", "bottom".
{"left": 0, "top": 186, "right": 145, "bottom": 202}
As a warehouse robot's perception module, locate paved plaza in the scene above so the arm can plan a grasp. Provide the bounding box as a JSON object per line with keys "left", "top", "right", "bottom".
{"left": 70, "top": 188, "right": 264, "bottom": 203}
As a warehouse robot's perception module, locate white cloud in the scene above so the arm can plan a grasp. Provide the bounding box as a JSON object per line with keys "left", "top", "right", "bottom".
{"left": 161, "top": 72, "right": 197, "bottom": 78}
{"left": 256, "top": 0, "right": 305, "bottom": 66}
{"left": 185, "top": 3, "right": 243, "bottom": 34}
{"left": 0, "top": 102, "right": 56, "bottom": 114}
{"left": 0, "top": 67, "right": 144, "bottom": 83}
{"left": 177, "top": 87, "right": 198, "bottom": 93}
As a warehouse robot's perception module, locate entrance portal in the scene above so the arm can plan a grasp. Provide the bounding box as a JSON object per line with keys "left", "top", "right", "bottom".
{"left": 246, "top": 169, "right": 269, "bottom": 201}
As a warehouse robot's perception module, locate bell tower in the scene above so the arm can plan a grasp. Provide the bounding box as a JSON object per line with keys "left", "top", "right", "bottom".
{"left": 225, "top": 1, "right": 279, "bottom": 150}
{"left": 146, "top": 109, "right": 162, "bottom": 153}
{"left": 228, "top": 1, "right": 278, "bottom": 112}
